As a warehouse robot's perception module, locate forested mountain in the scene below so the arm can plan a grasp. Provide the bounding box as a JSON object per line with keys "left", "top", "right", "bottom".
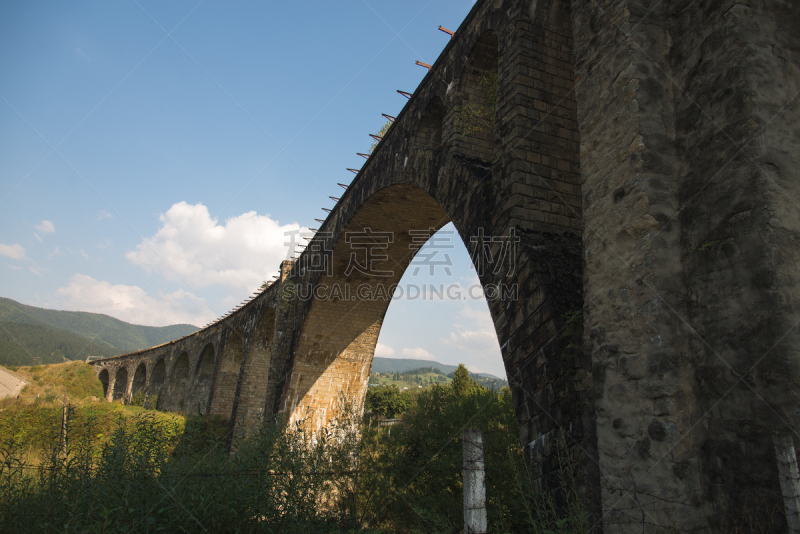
{"left": 0, "top": 298, "right": 198, "bottom": 366}
{"left": 371, "top": 357, "right": 507, "bottom": 384}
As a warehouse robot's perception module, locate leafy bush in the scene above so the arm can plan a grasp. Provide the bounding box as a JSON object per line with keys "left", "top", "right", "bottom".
{"left": 454, "top": 69, "right": 497, "bottom": 135}
{"left": 359, "top": 381, "right": 526, "bottom": 532}
{"left": 130, "top": 390, "right": 146, "bottom": 406}
{"left": 0, "top": 368, "right": 590, "bottom": 533}
{"left": 0, "top": 400, "right": 368, "bottom": 533}
{"left": 364, "top": 385, "right": 411, "bottom": 418}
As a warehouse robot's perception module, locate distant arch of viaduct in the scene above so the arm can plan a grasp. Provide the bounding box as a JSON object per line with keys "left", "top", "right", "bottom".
{"left": 90, "top": 0, "right": 800, "bottom": 530}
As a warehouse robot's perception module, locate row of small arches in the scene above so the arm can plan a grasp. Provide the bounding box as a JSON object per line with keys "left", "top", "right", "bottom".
{"left": 96, "top": 331, "right": 244, "bottom": 415}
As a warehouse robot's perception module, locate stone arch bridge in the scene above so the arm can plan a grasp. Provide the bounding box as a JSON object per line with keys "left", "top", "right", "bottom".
{"left": 91, "top": 0, "right": 800, "bottom": 530}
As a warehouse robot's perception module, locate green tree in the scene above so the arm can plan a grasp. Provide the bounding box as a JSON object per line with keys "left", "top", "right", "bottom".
{"left": 365, "top": 386, "right": 409, "bottom": 418}
{"left": 452, "top": 363, "right": 478, "bottom": 396}
{"left": 362, "top": 382, "right": 527, "bottom": 530}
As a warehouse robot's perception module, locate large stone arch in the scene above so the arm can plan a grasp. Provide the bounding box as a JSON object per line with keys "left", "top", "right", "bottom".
{"left": 210, "top": 330, "right": 243, "bottom": 418}
{"left": 280, "top": 174, "right": 585, "bottom": 447}
{"left": 186, "top": 343, "right": 215, "bottom": 414}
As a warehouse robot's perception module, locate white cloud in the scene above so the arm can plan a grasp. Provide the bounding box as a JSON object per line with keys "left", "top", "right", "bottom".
{"left": 439, "top": 302, "right": 503, "bottom": 376}
{"left": 79, "top": 249, "right": 90, "bottom": 260}
{"left": 7, "top": 264, "right": 22, "bottom": 271}
{"left": 401, "top": 347, "right": 435, "bottom": 360}
{"left": 375, "top": 343, "right": 395, "bottom": 357}
{"left": 98, "top": 209, "right": 112, "bottom": 220}
{"left": 34, "top": 233, "right": 43, "bottom": 243}
{"left": 126, "top": 201, "right": 306, "bottom": 292}
{"left": 52, "top": 274, "right": 214, "bottom": 327}
{"left": 35, "top": 220, "right": 55, "bottom": 234}
{"left": 0, "top": 243, "right": 27, "bottom": 260}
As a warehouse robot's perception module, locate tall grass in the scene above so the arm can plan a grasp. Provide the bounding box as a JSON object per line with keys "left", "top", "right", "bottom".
{"left": 0, "top": 386, "right": 594, "bottom": 533}
{"left": 0, "top": 400, "right": 373, "bottom": 533}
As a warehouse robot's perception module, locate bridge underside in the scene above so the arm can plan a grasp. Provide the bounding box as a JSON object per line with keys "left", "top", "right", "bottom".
{"left": 91, "top": 0, "right": 800, "bottom": 531}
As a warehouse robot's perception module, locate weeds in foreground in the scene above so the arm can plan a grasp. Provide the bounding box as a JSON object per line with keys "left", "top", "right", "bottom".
{"left": 0, "top": 385, "right": 596, "bottom": 533}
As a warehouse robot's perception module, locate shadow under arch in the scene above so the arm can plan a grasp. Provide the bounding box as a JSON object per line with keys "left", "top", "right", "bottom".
{"left": 112, "top": 368, "right": 128, "bottom": 401}
{"left": 131, "top": 363, "right": 146, "bottom": 398}
{"left": 148, "top": 358, "right": 166, "bottom": 407}
{"left": 163, "top": 352, "right": 190, "bottom": 411}
{"left": 98, "top": 369, "right": 109, "bottom": 399}
{"left": 210, "top": 330, "right": 243, "bottom": 418}
{"left": 187, "top": 343, "right": 215, "bottom": 414}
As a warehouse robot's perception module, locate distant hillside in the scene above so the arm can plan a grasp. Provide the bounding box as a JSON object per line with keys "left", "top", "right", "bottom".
{"left": 371, "top": 357, "right": 507, "bottom": 384}
{"left": 0, "top": 297, "right": 198, "bottom": 366}
{"left": 370, "top": 357, "right": 460, "bottom": 376}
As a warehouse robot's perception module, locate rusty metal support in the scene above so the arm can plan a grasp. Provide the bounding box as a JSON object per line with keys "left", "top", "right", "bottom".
{"left": 338, "top": 183, "right": 348, "bottom": 189}
{"left": 382, "top": 114, "right": 396, "bottom": 122}
{"left": 347, "top": 168, "right": 359, "bottom": 174}
{"left": 322, "top": 208, "right": 331, "bottom": 213}
{"left": 357, "top": 153, "right": 369, "bottom": 159}
{"left": 369, "top": 134, "right": 382, "bottom": 142}
{"left": 315, "top": 218, "right": 324, "bottom": 223}
{"left": 397, "top": 90, "right": 412, "bottom": 99}
{"left": 415, "top": 60, "right": 431, "bottom": 70}
{"left": 329, "top": 196, "right": 340, "bottom": 201}
{"left": 438, "top": 25, "right": 454, "bottom": 38}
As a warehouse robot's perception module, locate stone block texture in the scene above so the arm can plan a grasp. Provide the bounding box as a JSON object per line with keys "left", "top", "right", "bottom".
{"left": 90, "top": 0, "right": 800, "bottom": 530}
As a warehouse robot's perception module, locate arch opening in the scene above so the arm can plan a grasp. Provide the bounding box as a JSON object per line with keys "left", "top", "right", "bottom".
{"left": 187, "top": 343, "right": 215, "bottom": 414}
{"left": 131, "top": 363, "right": 147, "bottom": 399}
{"left": 112, "top": 368, "right": 128, "bottom": 401}
{"left": 148, "top": 358, "right": 166, "bottom": 406}
{"left": 281, "top": 183, "right": 497, "bottom": 432}
{"left": 373, "top": 222, "right": 505, "bottom": 386}
{"left": 211, "top": 331, "right": 243, "bottom": 418}
{"left": 278, "top": 175, "right": 580, "bottom": 450}
{"left": 98, "top": 369, "right": 109, "bottom": 398}
{"left": 163, "top": 352, "right": 190, "bottom": 412}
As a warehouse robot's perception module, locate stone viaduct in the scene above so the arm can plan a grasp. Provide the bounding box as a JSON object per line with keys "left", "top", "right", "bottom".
{"left": 90, "top": 0, "right": 800, "bottom": 531}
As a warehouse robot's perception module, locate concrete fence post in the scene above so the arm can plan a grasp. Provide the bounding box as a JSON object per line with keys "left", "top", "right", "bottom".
{"left": 773, "top": 433, "right": 800, "bottom": 533}
{"left": 463, "top": 427, "right": 487, "bottom": 534}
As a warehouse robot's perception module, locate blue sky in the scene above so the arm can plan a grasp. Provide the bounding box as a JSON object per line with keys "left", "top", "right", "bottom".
{"left": 0, "top": 0, "right": 505, "bottom": 377}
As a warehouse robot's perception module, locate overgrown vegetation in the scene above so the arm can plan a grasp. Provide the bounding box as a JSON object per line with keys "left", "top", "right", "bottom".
{"left": 5, "top": 361, "right": 104, "bottom": 401}
{"left": 454, "top": 69, "right": 497, "bottom": 135}
{"left": 0, "top": 362, "right": 589, "bottom": 533}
